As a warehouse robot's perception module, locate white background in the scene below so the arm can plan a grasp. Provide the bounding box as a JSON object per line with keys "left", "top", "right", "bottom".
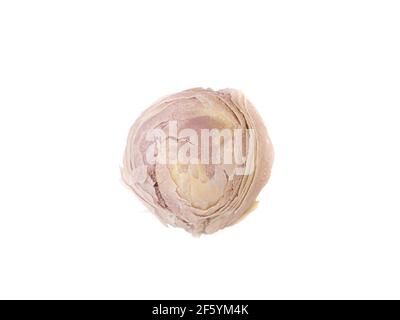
{"left": 0, "top": 1, "right": 399, "bottom": 299}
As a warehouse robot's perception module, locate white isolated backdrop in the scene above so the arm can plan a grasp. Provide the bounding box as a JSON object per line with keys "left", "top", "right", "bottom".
{"left": 0, "top": 1, "right": 399, "bottom": 299}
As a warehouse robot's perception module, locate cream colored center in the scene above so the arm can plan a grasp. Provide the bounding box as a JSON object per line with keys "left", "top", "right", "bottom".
{"left": 168, "top": 164, "right": 228, "bottom": 210}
